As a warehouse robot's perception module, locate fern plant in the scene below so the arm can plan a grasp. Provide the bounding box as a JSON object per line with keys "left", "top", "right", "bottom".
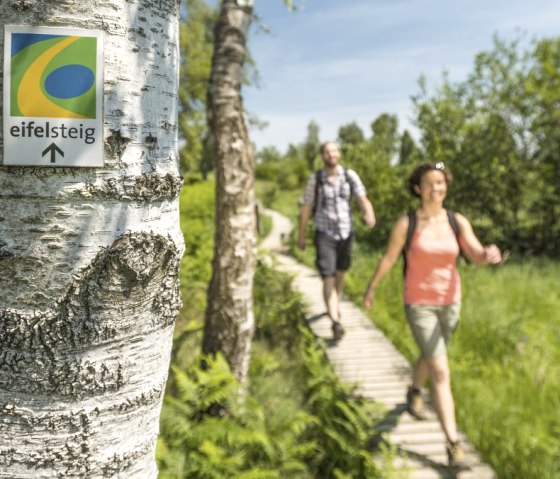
{"left": 297, "top": 326, "right": 382, "bottom": 478}
{"left": 158, "top": 353, "right": 314, "bottom": 478}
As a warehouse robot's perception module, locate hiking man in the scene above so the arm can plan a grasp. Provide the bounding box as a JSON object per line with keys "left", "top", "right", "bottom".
{"left": 298, "top": 141, "right": 376, "bottom": 340}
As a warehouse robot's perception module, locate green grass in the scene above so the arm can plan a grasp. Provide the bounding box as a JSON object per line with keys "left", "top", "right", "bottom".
{"left": 453, "top": 261, "right": 560, "bottom": 479}
{"left": 174, "top": 177, "right": 560, "bottom": 478}
{"left": 345, "top": 251, "right": 560, "bottom": 479}
{"left": 256, "top": 180, "right": 301, "bottom": 219}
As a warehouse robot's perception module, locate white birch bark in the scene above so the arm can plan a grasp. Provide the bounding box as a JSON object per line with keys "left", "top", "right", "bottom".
{"left": 0, "top": 0, "right": 182, "bottom": 477}
{"left": 202, "top": 0, "right": 256, "bottom": 384}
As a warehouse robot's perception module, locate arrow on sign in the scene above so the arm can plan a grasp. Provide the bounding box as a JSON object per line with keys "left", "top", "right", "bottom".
{"left": 42, "top": 143, "right": 64, "bottom": 163}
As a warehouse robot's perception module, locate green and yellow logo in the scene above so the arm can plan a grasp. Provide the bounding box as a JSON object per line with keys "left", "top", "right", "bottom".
{"left": 11, "top": 33, "right": 97, "bottom": 119}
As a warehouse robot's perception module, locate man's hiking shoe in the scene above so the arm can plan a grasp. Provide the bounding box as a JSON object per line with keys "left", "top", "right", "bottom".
{"left": 332, "top": 321, "right": 345, "bottom": 341}
{"left": 447, "top": 440, "right": 466, "bottom": 468}
{"left": 406, "top": 386, "right": 427, "bottom": 419}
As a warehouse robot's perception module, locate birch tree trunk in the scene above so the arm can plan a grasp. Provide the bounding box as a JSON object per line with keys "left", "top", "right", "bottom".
{"left": 202, "top": 0, "right": 256, "bottom": 384}
{"left": 0, "top": 1, "right": 182, "bottom": 477}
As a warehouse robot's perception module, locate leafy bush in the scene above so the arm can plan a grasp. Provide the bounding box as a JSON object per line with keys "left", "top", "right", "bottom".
{"left": 158, "top": 354, "right": 312, "bottom": 479}
{"left": 256, "top": 161, "right": 281, "bottom": 182}
{"left": 298, "top": 326, "right": 381, "bottom": 479}
{"left": 254, "top": 263, "right": 383, "bottom": 478}
{"left": 176, "top": 177, "right": 215, "bottom": 332}
{"left": 256, "top": 158, "right": 308, "bottom": 191}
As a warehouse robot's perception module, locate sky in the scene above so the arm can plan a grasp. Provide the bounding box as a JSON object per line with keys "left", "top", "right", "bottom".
{"left": 243, "top": 0, "right": 560, "bottom": 153}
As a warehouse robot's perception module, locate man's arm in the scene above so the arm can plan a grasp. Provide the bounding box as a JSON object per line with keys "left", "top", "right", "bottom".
{"left": 347, "top": 169, "right": 375, "bottom": 229}
{"left": 357, "top": 195, "right": 376, "bottom": 229}
{"left": 298, "top": 173, "right": 317, "bottom": 250}
{"left": 298, "top": 203, "right": 313, "bottom": 250}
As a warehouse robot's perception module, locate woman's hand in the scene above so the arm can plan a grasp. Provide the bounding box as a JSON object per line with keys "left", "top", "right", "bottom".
{"left": 456, "top": 214, "right": 507, "bottom": 265}
{"left": 484, "top": 244, "right": 503, "bottom": 264}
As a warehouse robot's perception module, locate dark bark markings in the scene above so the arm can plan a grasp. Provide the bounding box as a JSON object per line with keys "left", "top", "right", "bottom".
{"left": 0, "top": 232, "right": 180, "bottom": 475}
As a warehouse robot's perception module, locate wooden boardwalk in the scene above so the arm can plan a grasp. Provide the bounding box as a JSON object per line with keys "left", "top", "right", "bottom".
{"left": 261, "top": 210, "right": 496, "bottom": 479}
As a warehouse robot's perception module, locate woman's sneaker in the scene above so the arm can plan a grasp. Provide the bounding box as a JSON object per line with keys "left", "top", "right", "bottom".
{"left": 332, "top": 321, "right": 345, "bottom": 341}
{"left": 447, "top": 440, "right": 466, "bottom": 468}
{"left": 406, "top": 386, "right": 427, "bottom": 419}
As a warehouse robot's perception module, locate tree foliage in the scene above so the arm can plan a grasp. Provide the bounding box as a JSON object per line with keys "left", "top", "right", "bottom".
{"left": 370, "top": 113, "right": 399, "bottom": 165}
{"left": 178, "top": 0, "right": 217, "bottom": 175}
{"left": 257, "top": 34, "right": 560, "bottom": 256}
{"left": 398, "top": 129, "right": 419, "bottom": 165}
{"left": 338, "top": 121, "right": 365, "bottom": 151}
{"left": 413, "top": 35, "right": 560, "bottom": 254}
{"left": 304, "top": 120, "right": 321, "bottom": 171}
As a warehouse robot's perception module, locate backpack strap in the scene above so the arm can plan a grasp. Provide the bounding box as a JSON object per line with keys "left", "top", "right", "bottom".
{"left": 402, "top": 210, "right": 416, "bottom": 276}
{"left": 446, "top": 209, "right": 460, "bottom": 240}
{"left": 312, "top": 169, "right": 323, "bottom": 216}
{"left": 344, "top": 168, "right": 354, "bottom": 198}
{"left": 404, "top": 210, "right": 417, "bottom": 252}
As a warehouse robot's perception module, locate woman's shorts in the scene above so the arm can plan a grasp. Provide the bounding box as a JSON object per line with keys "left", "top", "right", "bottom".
{"left": 404, "top": 303, "right": 461, "bottom": 359}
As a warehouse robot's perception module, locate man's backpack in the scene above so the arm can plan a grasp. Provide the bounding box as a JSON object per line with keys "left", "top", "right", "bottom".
{"left": 402, "top": 209, "right": 461, "bottom": 275}
{"left": 312, "top": 168, "right": 354, "bottom": 216}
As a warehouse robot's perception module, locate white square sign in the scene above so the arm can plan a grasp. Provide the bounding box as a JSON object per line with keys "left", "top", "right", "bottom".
{"left": 3, "top": 26, "right": 104, "bottom": 167}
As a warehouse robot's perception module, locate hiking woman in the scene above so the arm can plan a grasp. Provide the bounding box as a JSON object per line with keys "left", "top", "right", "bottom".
{"left": 362, "top": 162, "right": 503, "bottom": 467}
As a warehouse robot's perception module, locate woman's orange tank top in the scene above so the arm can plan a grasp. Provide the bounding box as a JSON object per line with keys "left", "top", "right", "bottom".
{"left": 404, "top": 222, "right": 461, "bottom": 305}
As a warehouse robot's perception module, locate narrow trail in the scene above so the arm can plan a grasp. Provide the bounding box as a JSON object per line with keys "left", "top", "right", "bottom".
{"left": 260, "top": 208, "right": 496, "bottom": 479}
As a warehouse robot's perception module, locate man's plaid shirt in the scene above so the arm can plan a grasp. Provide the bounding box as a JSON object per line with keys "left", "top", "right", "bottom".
{"left": 303, "top": 165, "right": 367, "bottom": 240}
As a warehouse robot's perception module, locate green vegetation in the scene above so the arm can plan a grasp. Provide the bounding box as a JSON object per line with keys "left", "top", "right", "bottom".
{"left": 177, "top": 5, "right": 560, "bottom": 475}
{"left": 250, "top": 36, "right": 560, "bottom": 476}
{"left": 453, "top": 262, "right": 560, "bottom": 479}
{"left": 256, "top": 36, "right": 560, "bottom": 257}
{"left": 349, "top": 256, "right": 560, "bottom": 479}
{"left": 282, "top": 216, "right": 560, "bottom": 479}
{"left": 178, "top": 178, "right": 560, "bottom": 479}
{"left": 165, "top": 174, "right": 560, "bottom": 479}
{"left": 158, "top": 179, "right": 385, "bottom": 478}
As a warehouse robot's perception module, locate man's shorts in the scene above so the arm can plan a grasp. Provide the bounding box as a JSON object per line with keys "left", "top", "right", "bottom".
{"left": 314, "top": 231, "right": 354, "bottom": 278}
{"left": 404, "top": 303, "right": 461, "bottom": 358}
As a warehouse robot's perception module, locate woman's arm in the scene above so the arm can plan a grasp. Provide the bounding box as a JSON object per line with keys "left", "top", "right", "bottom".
{"left": 363, "top": 215, "right": 408, "bottom": 309}
{"left": 455, "top": 213, "right": 503, "bottom": 265}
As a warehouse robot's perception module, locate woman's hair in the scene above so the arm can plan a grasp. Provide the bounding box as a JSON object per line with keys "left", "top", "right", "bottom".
{"left": 407, "top": 162, "right": 453, "bottom": 198}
